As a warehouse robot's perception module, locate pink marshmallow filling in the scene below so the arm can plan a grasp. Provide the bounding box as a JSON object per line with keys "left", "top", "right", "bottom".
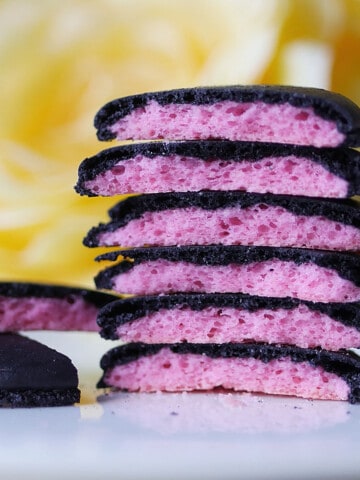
{"left": 84, "top": 154, "right": 349, "bottom": 197}
{"left": 97, "top": 205, "right": 360, "bottom": 251}
{"left": 0, "top": 296, "right": 100, "bottom": 332}
{"left": 110, "top": 100, "right": 345, "bottom": 147}
{"left": 116, "top": 305, "right": 360, "bottom": 350}
{"left": 110, "top": 259, "right": 360, "bottom": 302}
{"left": 103, "top": 348, "right": 350, "bottom": 400}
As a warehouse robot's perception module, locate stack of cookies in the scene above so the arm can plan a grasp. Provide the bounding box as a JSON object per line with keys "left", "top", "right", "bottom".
{"left": 76, "top": 85, "right": 360, "bottom": 402}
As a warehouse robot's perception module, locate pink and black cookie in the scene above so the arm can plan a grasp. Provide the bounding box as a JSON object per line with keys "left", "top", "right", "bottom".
{"left": 94, "top": 245, "right": 360, "bottom": 302}
{"left": 96, "top": 293, "right": 360, "bottom": 351}
{"left": 94, "top": 85, "right": 360, "bottom": 147}
{"left": 0, "top": 333, "right": 80, "bottom": 407}
{"left": 83, "top": 191, "right": 360, "bottom": 251}
{"left": 75, "top": 141, "right": 360, "bottom": 198}
{"left": 97, "top": 341, "right": 360, "bottom": 403}
{"left": 0, "top": 281, "right": 119, "bottom": 332}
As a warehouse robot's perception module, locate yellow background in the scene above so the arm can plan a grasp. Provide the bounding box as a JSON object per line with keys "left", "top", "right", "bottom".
{"left": 1, "top": 0, "right": 359, "bottom": 288}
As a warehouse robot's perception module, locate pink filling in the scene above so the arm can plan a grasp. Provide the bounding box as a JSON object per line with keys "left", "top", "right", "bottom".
{"left": 0, "top": 296, "right": 100, "bottom": 331}
{"left": 84, "top": 154, "right": 349, "bottom": 198}
{"left": 110, "top": 259, "right": 360, "bottom": 302}
{"left": 104, "top": 349, "right": 350, "bottom": 400}
{"left": 116, "top": 305, "right": 360, "bottom": 350}
{"left": 110, "top": 100, "right": 345, "bottom": 147}
{"left": 98, "top": 205, "right": 360, "bottom": 251}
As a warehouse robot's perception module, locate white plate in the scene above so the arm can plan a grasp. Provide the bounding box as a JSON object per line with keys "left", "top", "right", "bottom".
{"left": 1, "top": 331, "right": 360, "bottom": 480}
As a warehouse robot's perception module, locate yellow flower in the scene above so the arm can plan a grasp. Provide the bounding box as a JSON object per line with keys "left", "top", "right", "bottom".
{"left": 0, "top": 0, "right": 359, "bottom": 286}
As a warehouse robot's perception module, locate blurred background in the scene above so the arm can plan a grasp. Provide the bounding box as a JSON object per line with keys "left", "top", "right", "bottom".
{"left": 0, "top": 0, "right": 359, "bottom": 288}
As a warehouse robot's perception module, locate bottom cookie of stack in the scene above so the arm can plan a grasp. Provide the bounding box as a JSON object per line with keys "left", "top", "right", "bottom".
{"left": 97, "top": 341, "right": 360, "bottom": 403}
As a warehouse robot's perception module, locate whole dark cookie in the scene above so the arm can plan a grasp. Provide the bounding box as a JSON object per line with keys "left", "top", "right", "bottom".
{"left": 0, "top": 333, "right": 80, "bottom": 407}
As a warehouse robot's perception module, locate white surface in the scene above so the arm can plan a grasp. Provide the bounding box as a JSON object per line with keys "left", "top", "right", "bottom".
{"left": 1, "top": 331, "right": 360, "bottom": 480}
